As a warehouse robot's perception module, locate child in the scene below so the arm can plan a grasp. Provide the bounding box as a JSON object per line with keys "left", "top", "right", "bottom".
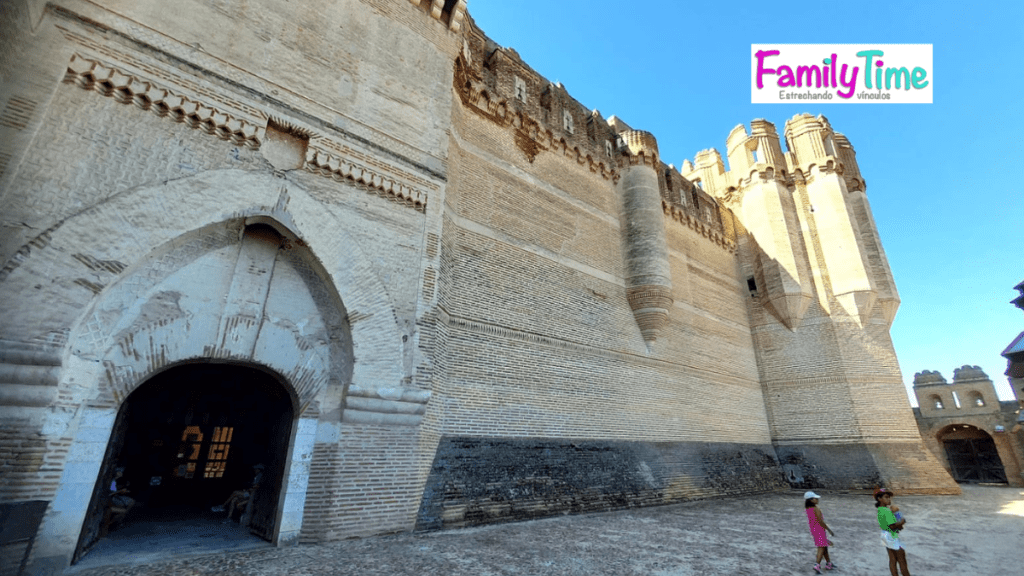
{"left": 874, "top": 487, "right": 910, "bottom": 576}
{"left": 804, "top": 491, "right": 836, "bottom": 573}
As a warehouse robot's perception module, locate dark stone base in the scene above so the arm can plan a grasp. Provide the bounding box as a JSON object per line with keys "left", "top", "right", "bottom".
{"left": 415, "top": 437, "right": 786, "bottom": 530}
{"left": 775, "top": 441, "right": 961, "bottom": 494}
{"left": 775, "top": 443, "right": 883, "bottom": 490}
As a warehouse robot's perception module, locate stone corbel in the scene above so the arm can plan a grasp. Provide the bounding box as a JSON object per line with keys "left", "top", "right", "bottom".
{"left": 450, "top": 0, "right": 468, "bottom": 32}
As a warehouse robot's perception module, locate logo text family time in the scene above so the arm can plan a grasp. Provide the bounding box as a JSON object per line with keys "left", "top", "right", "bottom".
{"left": 750, "top": 45, "right": 933, "bottom": 104}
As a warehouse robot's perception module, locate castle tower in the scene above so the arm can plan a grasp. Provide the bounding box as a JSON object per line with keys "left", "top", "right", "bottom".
{"left": 785, "top": 114, "right": 879, "bottom": 326}
{"left": 832, "top": 132, "right": 900, "bottom": 325}
{"left": 617, "top": 130, "right": 673, "bottom": 341}
{"left": 720, "top": 120, "right": 814, "bottom": 329}
{"left": 690, "top": 148, "right": 726, "bottom": 194}
{"left": 689, "top": 116, "right": 959, "bottom": 493}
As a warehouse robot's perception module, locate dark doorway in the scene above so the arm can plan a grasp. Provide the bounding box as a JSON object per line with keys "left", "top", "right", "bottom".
{"left": 941, "top": 427, "right": 1008, "bottom": 484}
{"left": 74, "top": 362, "right": 295, "bottom": 563}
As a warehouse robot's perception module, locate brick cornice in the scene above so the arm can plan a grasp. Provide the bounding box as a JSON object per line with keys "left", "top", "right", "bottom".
{"left": 60, "top": 51, "right": 433, "bottom": 212}
{"left": 662, "top": 201, "right": 736, "bottom": 253}
{"left": 63, "top": 54, "right": 265, "bottom": 149}
{"left": 304, "top": 145, "right": 430, "bottom": 211}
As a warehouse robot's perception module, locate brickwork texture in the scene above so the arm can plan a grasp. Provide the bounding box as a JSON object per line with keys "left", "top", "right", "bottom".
{"left": 0, "top": 1, "right": 959, "bottom": 573}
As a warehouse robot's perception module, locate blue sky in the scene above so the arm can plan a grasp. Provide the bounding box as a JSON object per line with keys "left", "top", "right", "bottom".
{"left": 467, "top": 0, "right": 1023, "bottom": 404}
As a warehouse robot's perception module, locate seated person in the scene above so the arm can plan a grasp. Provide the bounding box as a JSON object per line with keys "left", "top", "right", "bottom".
{"left": 212, "top": 464, "right": 263, "bottom": 522}
{"left": 212, "top": 487, "right": 255, "bottom": 520}
{"left": 100, "top": 468, "right": 134, "bottom": 536}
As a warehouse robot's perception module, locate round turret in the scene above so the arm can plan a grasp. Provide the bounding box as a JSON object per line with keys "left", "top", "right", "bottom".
{"left": 620, "top": 130, "right": 659, "bottom": 161}
{"left": 784, "top": 113, "right": 837, "bottom": 166}
{"left": 617, "top": 129, "right": 672, "bottom": 342}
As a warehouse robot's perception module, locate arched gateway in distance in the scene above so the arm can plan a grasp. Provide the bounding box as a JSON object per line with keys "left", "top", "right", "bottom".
{"left": 913, "top": 367, "right": 1024, "bottom": 486}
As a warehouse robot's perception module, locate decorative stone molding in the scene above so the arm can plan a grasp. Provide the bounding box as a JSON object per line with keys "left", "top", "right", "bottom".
{"left": 617, "top": 151, "right": 660, "bottom": 170}
{"left": 63, "top": 54, "right": 265, "bottom": 149}
{"left": 62, "top": 53, "right": 430, "bottom": 212}
{"left": 304, "top": 145, "right": 429, "bottom": 210}
{"left": 453, "top": 56, "right": 618, "bottom": 181}
{"left": 626, "top": 285, "right": 673, "bottom": 341}
{"left": 626, "top": 285, "right": 674, "bottom": 311}
{"left": 0, "top": 340, "right": 62, "bottom": 407}
{"left": 662, "top": 201, "right": 736, "bottom": 253}
{"left": 342, "top": 384, "right": 431, "bottom": 427}
{"left": 409, "top": 0, "right": 467, "bottom": 32}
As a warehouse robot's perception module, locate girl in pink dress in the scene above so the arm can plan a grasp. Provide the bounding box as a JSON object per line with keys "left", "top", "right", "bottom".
{"left": 805, "top": 491, "right": 836, "bottom": 573}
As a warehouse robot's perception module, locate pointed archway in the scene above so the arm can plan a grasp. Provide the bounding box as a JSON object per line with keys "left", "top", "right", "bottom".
{"left": 31, "top": 214, "right": 360, "bottom": 571}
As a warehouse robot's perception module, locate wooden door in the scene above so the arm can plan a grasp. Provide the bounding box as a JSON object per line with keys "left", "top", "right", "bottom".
{"left": 944, "top": 438, "right": 1008, "bottom": 483}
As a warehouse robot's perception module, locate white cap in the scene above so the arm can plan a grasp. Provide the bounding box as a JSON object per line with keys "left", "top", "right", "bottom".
{"left": 804, "top": 491, "right": 821, "bottom": 499}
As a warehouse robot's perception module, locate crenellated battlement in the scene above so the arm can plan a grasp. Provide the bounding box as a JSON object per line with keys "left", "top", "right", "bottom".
{"left": 914, "top": 366, "right": 1005, "bottom": 417}
{"left": 676, "top": 113, "right": 897, "bottom": 329}
{"left": 407, "top": 0, "right": 468, "bottom": 32}
{"left": 678, "top": 114, "right": 865, "bottom": 197}
{"left": 456, "top": 21, "right": 620, "bottom": 177}
{"left": 455, "top": 17, "right": 728, "bottom": 245}
{"left": 620, "top": 129, "right": 659, "bottom": 161}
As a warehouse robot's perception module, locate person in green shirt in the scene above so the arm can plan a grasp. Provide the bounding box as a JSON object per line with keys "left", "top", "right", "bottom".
{"left": 874, "top": 487, "right": 910, "bottom": 576}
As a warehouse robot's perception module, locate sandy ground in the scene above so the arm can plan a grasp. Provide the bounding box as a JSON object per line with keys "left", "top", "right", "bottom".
{"left": 68, "top": 484, "right": 1023, "bottom": 575}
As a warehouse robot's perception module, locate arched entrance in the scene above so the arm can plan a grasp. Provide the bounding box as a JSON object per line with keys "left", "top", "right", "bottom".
{"left": 73, "top": 362, "right": 296, "bottom": 563}
{"left": 21, "top": 175, "right": 407, "bottom": 573}
{"left": 939, "top": 425, "right": 1008, "bottom": 484}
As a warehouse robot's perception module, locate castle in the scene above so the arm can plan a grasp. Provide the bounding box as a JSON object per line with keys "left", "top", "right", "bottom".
{"left": 0, "top": 1, "right": 959, "bottom": 573}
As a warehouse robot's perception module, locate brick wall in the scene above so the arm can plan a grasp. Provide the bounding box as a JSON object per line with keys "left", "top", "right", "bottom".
{"left": 0, "top": 3, "right": 964, "bottom": 569}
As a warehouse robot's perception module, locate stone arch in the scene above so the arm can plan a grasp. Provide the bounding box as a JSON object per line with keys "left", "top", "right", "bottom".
{"left": 25, "top": 170, "right": 408, "bottom": 570}
{"left": 72, "top": 360, "right": 297, "bottom": 563}
{"left": 935, "top": 424, "right": 1008, "bottom": 484}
